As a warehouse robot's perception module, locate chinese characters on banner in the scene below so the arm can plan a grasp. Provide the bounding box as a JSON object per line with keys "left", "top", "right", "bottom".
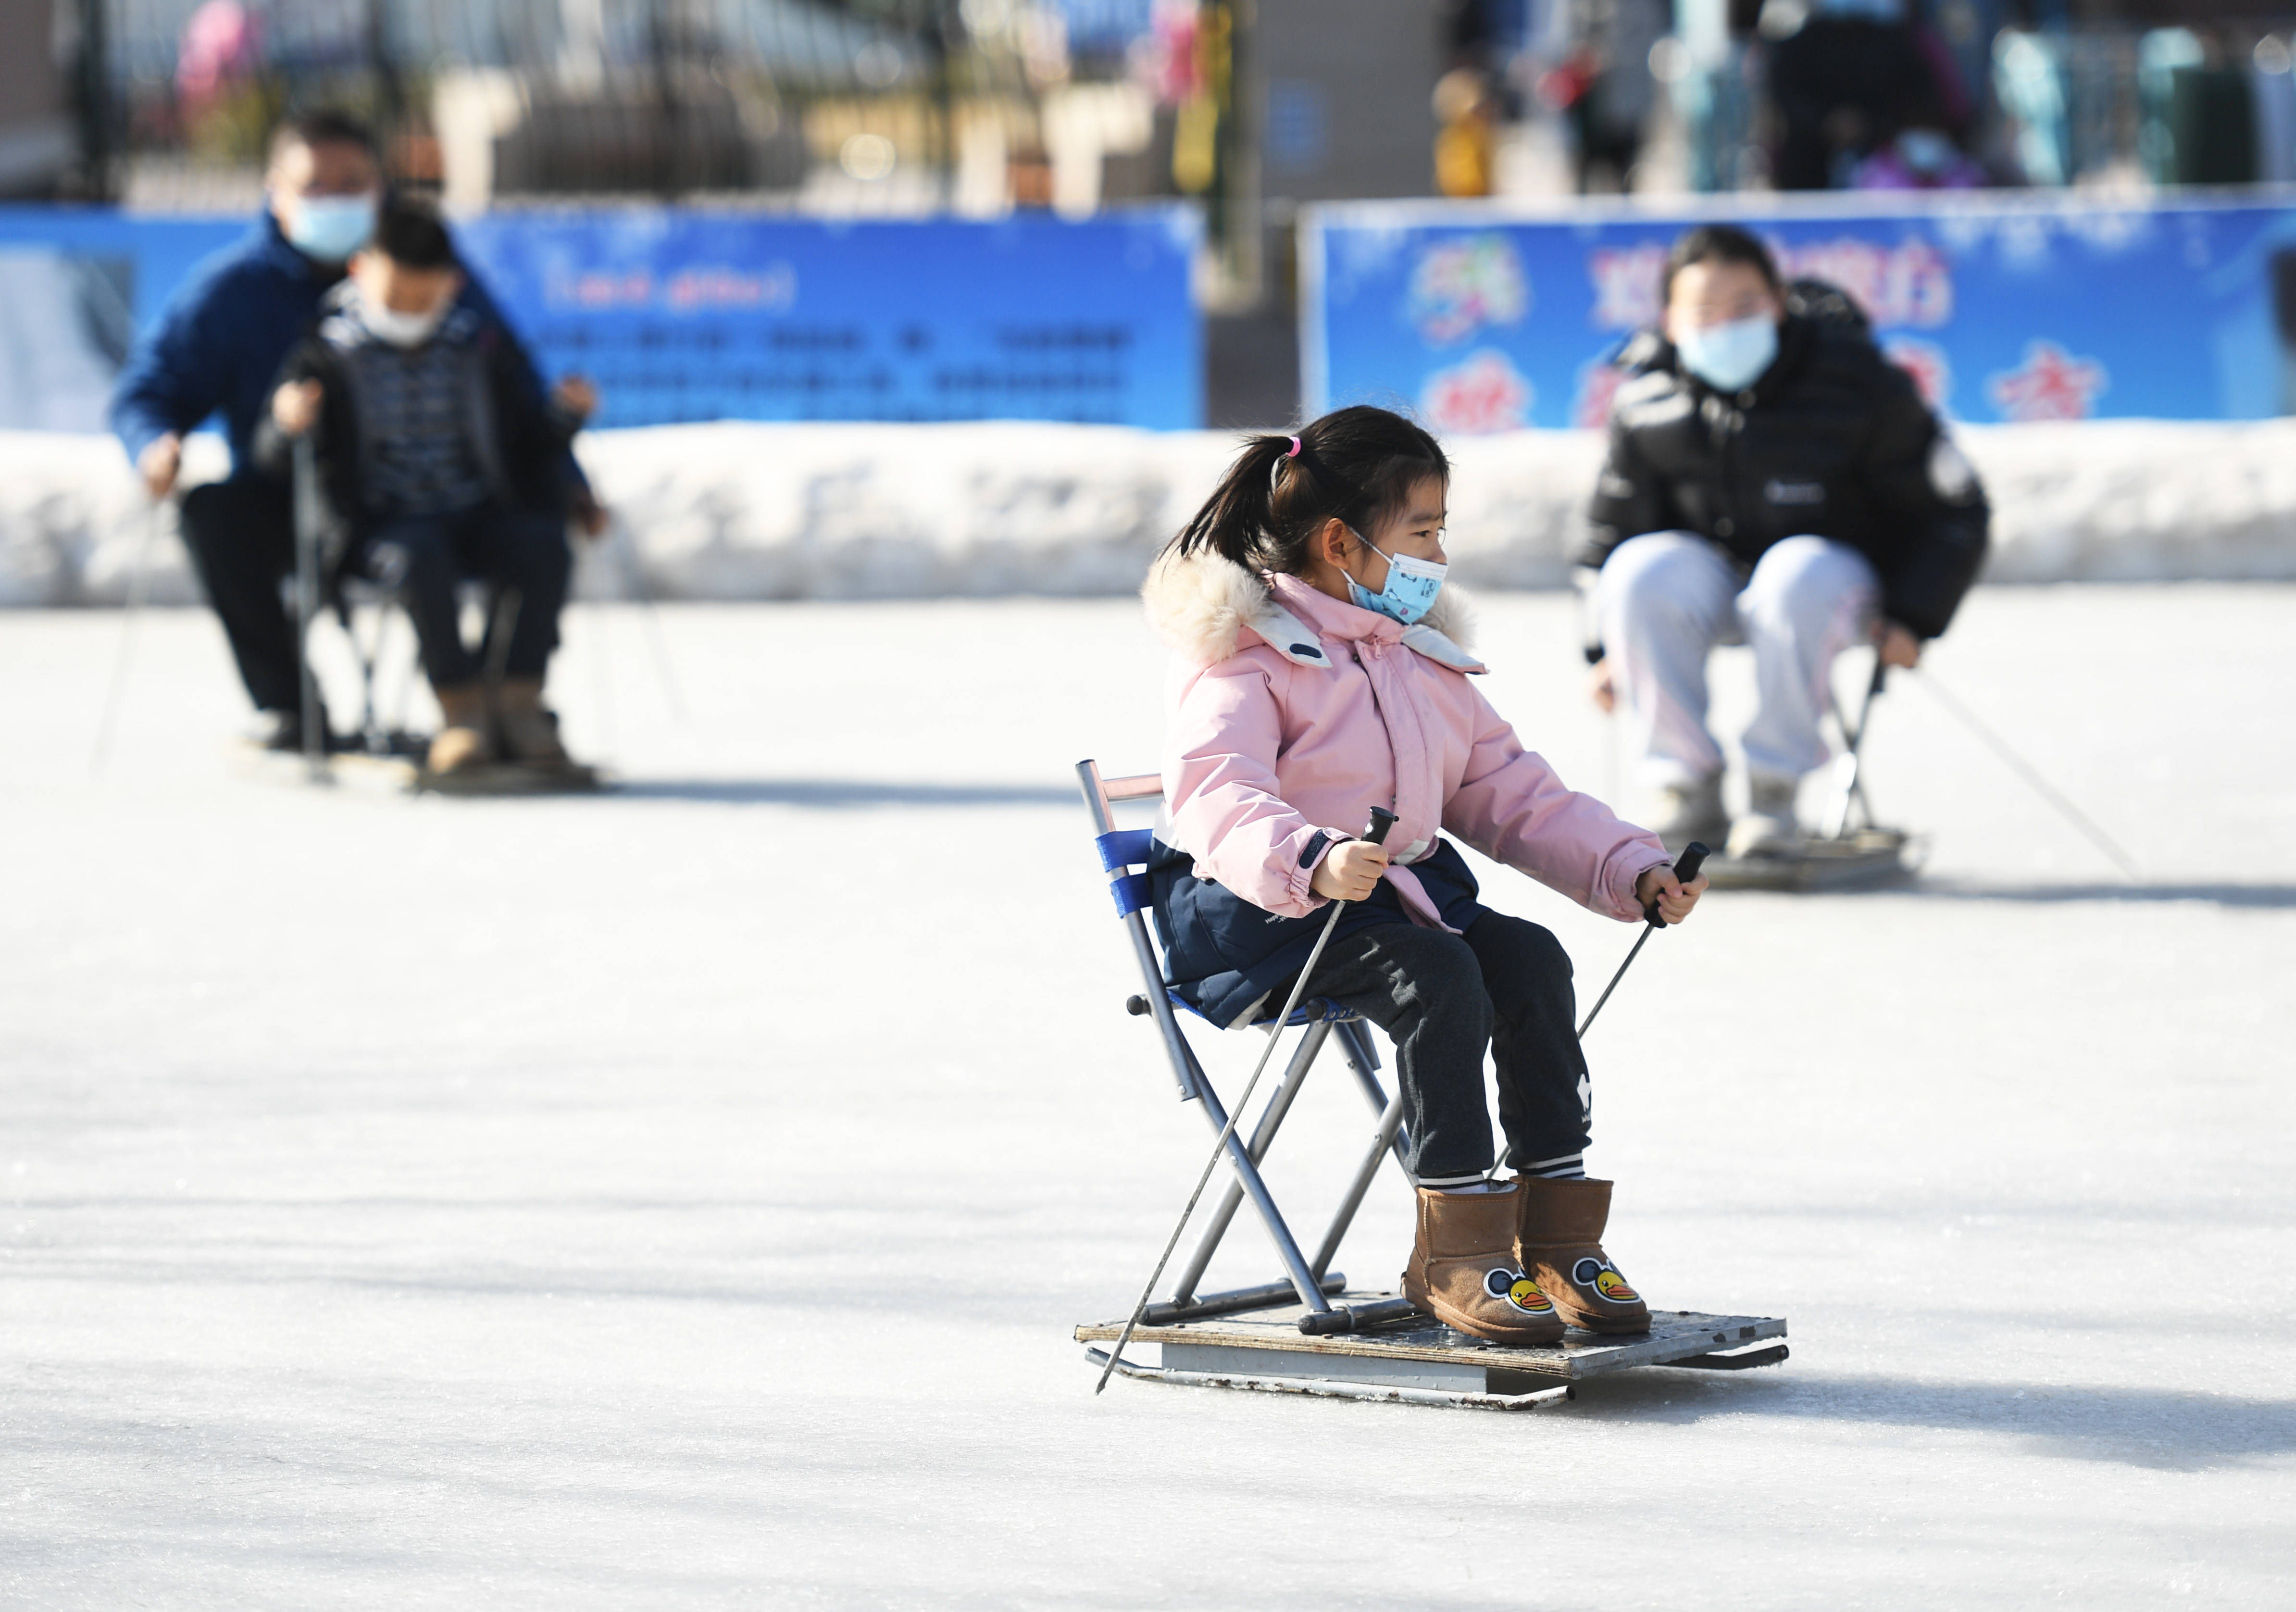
{"left": 1304, "top": 197, "right": 2296, "bottom": 430}
{"left": 456, "top": 208, "right": 1202, "bottom": 428}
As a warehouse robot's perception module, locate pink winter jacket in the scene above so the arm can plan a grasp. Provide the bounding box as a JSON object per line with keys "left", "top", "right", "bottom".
{"left": 1145, "top": 550, "right": 1670, "bottom": 930}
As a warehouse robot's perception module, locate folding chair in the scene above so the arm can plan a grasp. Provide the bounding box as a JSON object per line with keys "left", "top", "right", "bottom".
{"left": 1073, "top": 758, "right": 1791, "bottom": 1410}
{"left": 1074, "top": 758, "right": 1421, "bottom": 1333}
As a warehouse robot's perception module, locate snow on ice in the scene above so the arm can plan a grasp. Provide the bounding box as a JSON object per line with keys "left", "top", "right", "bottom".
{"left": 6, "top": 418, "right": 2296, "bottom": 607}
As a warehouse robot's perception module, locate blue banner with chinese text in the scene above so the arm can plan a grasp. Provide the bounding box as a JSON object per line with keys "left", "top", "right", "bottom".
{"left": 0, "top": 204, "right": 1203, "bottom": 434}
{"left": 1303, "top": 195, "right": 2296, "bottom": 431}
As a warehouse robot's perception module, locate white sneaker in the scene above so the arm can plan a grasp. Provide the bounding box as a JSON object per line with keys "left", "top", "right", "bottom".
{"left": 1728, "top": 773, "right": 1802, "bottom": 859}
{"left": 1645, "top": 773, "right": 1725, "bottom": 852}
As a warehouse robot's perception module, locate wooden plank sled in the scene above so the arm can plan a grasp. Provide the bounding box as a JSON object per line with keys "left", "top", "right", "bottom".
{"left": 1077, "top": 1296, "right": 1787, "bottom": 1411}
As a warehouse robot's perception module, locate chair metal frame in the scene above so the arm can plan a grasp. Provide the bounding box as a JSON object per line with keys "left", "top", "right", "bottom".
{"left": 291, "top": 435, "right": 523, "bottom": 776}
{"left": 1077, "top": 759, "right": 1419, "bottom": 1327}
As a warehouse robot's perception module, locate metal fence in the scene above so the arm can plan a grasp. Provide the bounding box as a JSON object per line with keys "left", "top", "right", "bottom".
{"left": 79, "top": 0, "right": 1177, "bottom": 210}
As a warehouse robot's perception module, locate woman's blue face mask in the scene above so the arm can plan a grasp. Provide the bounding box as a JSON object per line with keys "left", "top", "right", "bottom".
{"left": 1673, "top": 314, "right": 1779, "bottom": 394}
{"left": 1343, "top": 528, "right": 1447, "bottom": 625}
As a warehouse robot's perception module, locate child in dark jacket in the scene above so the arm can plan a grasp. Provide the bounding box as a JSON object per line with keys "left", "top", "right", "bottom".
{"left": 255, "top": 197, "right": 597, "bottom": 777}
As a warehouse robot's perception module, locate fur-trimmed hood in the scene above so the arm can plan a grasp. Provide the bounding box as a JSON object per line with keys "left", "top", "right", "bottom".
{"left": 1141, "top": 548, "right": 1484, "bottom": 674}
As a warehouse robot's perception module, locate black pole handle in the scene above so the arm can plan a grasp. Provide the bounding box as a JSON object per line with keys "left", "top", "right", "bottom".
{"left": 1644, "top": 840, "right": 1710, "bottom": 927}
{"left": 1361, "top": 806, "right": 1398, "bottom": 847}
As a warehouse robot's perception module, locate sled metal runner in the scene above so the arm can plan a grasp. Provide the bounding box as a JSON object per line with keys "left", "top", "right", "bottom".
{"left": 1078, "top": 1301, "right": 1787, "bottom": 1412}
{"left": 1075, "top": 758, "right": 1786, "bottom": 1410}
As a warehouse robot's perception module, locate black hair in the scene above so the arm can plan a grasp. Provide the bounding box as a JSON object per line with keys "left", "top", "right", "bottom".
{"left": 366, "top": 197, "right": 458, "bottom": 271}
{"left": 269, "top": 108, "right": 378, "bottom": 163}
{"left": 1661, "top": 224, "right": 1781, "bottom": 304}
{"left": 1166, "top": 405, "right": 1448, "bottom": 577}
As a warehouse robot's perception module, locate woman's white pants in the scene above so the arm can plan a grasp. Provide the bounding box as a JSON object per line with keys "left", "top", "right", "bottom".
{"left": 1595, "top": 532, "right": 1878, "bottom": 791}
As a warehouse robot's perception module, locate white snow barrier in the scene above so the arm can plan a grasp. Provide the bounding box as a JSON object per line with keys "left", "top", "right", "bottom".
{"left": 7, "top": 417, "right": 2296, "bottom": 606}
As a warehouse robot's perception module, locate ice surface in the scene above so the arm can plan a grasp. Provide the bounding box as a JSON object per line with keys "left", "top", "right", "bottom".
{"left": 9, "top": 418, "right": 2296, "bottom": 606}
{"left": 0, "top": 585, "right": 2291, "bottom": 1607}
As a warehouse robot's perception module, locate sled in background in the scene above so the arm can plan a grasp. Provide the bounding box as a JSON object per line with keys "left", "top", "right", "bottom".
{"left": 253, "top": 435, "right": 607, "bottom": 797}
{"left": 1074, "top": 758, "right": 1787, "bottom": 1412}
{"left": 1703, "top": 650, "right": 1922, "bottom": 893}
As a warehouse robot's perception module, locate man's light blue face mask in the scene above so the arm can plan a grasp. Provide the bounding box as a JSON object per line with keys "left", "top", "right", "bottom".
{"left": 285, "top": 192, "right": 378, "bottom": 262}
{"left": 1673, "top": 314, "right": 1779, "bottom": 394}
{"left": 1342, "top": 526, "right": 1447, "bottom": 626}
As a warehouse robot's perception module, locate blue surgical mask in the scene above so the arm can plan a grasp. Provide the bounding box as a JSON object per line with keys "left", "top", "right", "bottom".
{"left": 285, "top": 192, "right": 378, "bottom": 262}
{"left": 1343, "top": 529, "right": 1447, "bottom": 625}
{"left": 1674, "top": 314, "right": 1779, "bottom": 393}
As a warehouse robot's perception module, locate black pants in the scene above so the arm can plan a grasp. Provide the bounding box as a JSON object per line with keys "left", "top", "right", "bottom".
{"left": 1301, "top": 912, "right": 1587, "bottom": 1185}
{"left": 178, "top": 477, "right": 300, "bottom": 712}
{"left": 357, "top": 501, "right": 572, "bottom": 687}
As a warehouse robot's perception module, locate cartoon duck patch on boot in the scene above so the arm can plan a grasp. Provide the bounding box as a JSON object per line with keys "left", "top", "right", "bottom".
{"left": 1571, "top": 1255, "right": 1639, "bottom": 1305}
{"left": 1485, "top": 1267, "right": 1556, "bottom": 1316}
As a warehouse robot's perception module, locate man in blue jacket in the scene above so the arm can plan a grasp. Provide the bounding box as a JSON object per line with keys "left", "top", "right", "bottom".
{"left": 110, "top": 109, "right": 586, "bottom": 750}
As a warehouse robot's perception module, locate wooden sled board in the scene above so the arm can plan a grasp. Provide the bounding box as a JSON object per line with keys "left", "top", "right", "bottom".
{"left": 1702, "top": 828, "right": 1923, "bottom": 893}
{"left": 1076, "top": 1296, "right": 1786, "bottom": 1389}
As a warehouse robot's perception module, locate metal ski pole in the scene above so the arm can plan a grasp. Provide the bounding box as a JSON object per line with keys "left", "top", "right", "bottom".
{"left": 1576, "top": 841, "right": 1710, "bottom": 1040}
{"left": 90, "top": 496, "right": 164, "bottom": 776}
{"left": 611, "top": 512, "right": 686, "bottom": 723}
{"left": 1095, "top": 806, "right": 1398, "bottom": 1395}
{"left": 1820, "top": 652, "right": 1888, "bottom": 841}
{"left": 1908, "top": 667, "right": 2141, "bottom": 881}
{"left": 291, "top": 435, "right": 332, "bottom": 785}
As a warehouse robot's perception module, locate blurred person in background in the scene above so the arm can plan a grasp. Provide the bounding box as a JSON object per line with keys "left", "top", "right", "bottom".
{"left": 1542, "top": 0, "right": 1670, "bottom": 193}
{"left": 1577, "top": 225, "right": 1989, "bottom": 857}
{"left": 1764, "top": 0, "right": 1963, "bottom": 189}
{"left": 255, "top": 200, "right": 597, "bottom": 781}
{"left": 1853, "top": 92, "right": 1989, "bottom": 189}
{"left": 109, "top": 110, "right": 594, "bottom": 753}
{"left": 1435, "top": 68, "right": 1500, "bottom": 197}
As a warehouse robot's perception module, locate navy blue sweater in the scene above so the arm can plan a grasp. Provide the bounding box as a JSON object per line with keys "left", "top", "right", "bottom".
{"left": 109, "top": 210, "right": 562, "bottom": 489}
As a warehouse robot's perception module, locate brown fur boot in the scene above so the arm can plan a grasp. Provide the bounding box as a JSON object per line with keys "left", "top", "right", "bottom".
{"left": 1400, "top": 1183, "right": 1566, "bottom": 1344}
{"left": 495, "top": 677, "right": 576, "bottom": 771}
{"left": 426, "top": 683, "right": 492, "bottom": 775}
{"left": 1512, "top": 1176, "right": 1651, "bottom": 1334}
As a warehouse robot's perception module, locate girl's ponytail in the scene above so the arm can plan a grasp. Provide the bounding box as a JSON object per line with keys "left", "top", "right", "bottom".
{"left": 1171, "top": 433, "right": 1295, "bottom": 570}
{"left": 1162, "top": 407, "right": 1448, "bottom": 578}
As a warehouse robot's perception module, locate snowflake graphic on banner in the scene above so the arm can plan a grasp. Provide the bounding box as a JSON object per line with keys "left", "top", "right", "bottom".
{"left": 1986, "top": 340, "right": 2107, "bottom": 422}
{"left": 1422, "top": 350, "right": 1533, "bottom": 434}
{"left": 1408, "top": 236, "right": 1529, "bottom": 345}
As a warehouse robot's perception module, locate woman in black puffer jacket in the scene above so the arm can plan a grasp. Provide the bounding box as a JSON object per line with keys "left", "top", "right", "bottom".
{"left": 1577, "top": 225, "right": 1988, "bottom": 857}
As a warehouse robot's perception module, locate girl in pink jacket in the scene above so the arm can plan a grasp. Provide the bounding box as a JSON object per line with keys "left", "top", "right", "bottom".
{"left": 1142, "top": 405, "right": 1707, "bottom": 1345}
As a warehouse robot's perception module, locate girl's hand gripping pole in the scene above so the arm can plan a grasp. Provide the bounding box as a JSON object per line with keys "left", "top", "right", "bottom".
{"left": 1579, "top": 841, "right": 1709, "bottom": 1041}
{"left": 1095, "top": 807, "right": 1397, "bottom": 1396}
